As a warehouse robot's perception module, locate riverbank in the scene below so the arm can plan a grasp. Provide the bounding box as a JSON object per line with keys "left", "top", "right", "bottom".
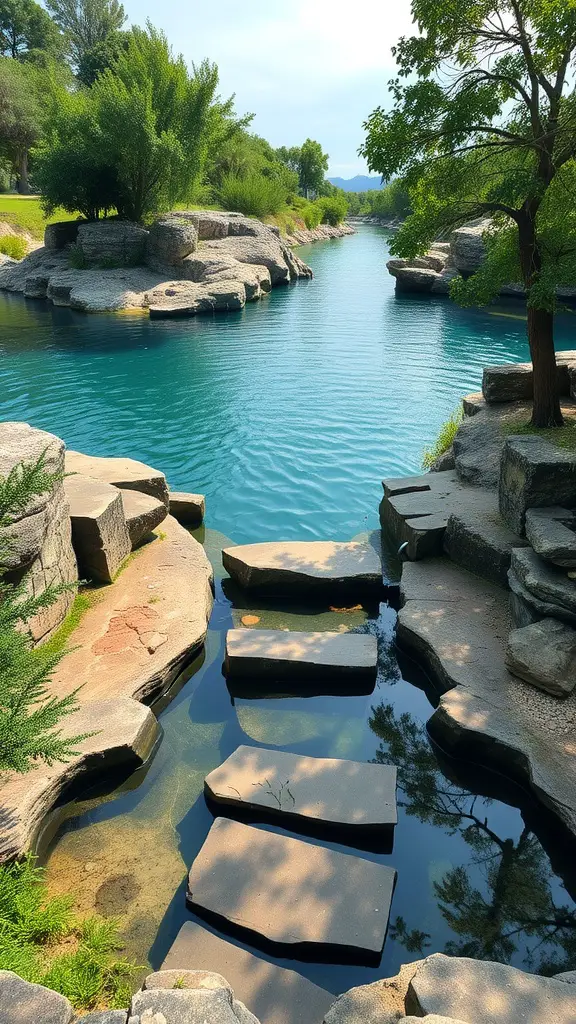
{"left": 285, "top": 222, "right": 355, "bottom": 245}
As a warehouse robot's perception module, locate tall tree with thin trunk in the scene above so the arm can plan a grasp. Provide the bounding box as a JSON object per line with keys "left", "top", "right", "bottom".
{"left": 45, "top": 0, "right": 125, "bottom": 66}
{"left": 361, "top": 1, "right": 576, "bottom": 428}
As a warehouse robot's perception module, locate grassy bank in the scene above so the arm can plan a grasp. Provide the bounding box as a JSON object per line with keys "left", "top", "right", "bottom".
{"left": 0, "top": 196, "right": 78, "bottom": 239}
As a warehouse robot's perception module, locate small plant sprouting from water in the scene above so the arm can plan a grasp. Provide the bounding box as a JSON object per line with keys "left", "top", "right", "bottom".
{"left": 422, "top": 406, "right": 463, "bottom": 469}
{"left": 252, "top": 777, "right": 296, "bottom": 811}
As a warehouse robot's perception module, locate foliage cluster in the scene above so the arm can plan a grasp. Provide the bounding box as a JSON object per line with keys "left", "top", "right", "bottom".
{"left": 0, "top": 231, "right": 26, "bottom": 257}
{"left": 0, "top": 856, "right": 136, "bottom": 1009}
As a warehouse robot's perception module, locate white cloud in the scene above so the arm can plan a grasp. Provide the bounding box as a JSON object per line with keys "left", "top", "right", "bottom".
{"left": 123, "top": 0, "right": 414, "bottom": 175}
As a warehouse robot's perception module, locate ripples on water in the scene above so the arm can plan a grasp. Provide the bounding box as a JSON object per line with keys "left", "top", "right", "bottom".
{"left": 2, "top": 225, "right": 575, "bottom": 543}
{"left": 1, "top": 226, "right": 575, "bottom": 990}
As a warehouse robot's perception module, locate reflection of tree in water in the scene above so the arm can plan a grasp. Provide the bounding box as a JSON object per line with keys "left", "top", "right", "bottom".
{"left": 370, "top": 702, "right": 576, "bottom": 973}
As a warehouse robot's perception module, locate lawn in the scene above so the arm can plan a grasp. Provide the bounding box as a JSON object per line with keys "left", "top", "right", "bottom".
{"left": 0, "top": 195, "right": 78, "bottom": 239}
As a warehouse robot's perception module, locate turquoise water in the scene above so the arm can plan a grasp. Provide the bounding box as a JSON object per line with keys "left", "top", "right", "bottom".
{"left": 1, "top": 225, "right": 575, "bottom": 991}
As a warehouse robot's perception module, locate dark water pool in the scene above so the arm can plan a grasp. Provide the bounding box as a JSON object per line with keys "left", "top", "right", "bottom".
{"left": 1, "top": 225, "right": 574, "bottom": 990}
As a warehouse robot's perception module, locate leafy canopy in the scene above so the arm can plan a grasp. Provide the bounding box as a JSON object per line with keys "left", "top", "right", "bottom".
{"left": 361, "top": 1, "right": 576, "bottom": 310}
{"left": 45, "top": 0, "right": 125, "bottom": 65}
{"left": 0, "top": 0, "right": 62, "bottom": 60}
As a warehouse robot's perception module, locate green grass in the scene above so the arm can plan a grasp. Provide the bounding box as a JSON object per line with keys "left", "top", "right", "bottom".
{"left": 41, "top": 590, "right": 99, "bottom": 660}
{"left": 0, "top": 857, "right": 138, "bottom": 1010}
{"left": 500, "top": 410, "right": 576, "bottom": 453}
{"left": 0, "top": 196, "right": 79, "bottom": 239}
{"left": 422, "top": 407, "right": 464, "bottom": 468}
{"left": 0, "top": 234, "right": 28, "bottom": 259}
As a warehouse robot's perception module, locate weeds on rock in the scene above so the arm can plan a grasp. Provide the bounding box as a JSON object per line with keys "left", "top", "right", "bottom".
{"left": 0, "top": 856, "right": 138, "bottom": 1009}
{"left": 422, "top": 407, "right": 463, "bottom": 469}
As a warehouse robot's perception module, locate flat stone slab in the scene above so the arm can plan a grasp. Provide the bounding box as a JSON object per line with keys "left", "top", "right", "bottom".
{"left": 0, "top": 698, "right": 158, "bottom": 861}
{"left": 204, "top": 745, "right": 397, "bottom": 836}
{"left": 225, "top": 629, "right": 378, "bottom": 682}
{"left": 169, "top": 491, "right": 205, "bottom": 525}
{"left": 407, "top": 951, "right": 576, "bottom": 1023}
{"left": 482, "top": 352, "right": 576, "bottom": 403}
{"left": 50, "top": 515, "right": 213, "bottom": 705}
{"left": 505, "top": 618, "right": 576, "bottom": 697}
{"left": 525, "top": 506, "right": 576, "bottom": 567}
{"left": 186, "top": 817, "right": 396, "bottom": 963}
{"left": 508, "top": 567, "right": 576, "bottom": 628}
{"left": 511, "top": 546, "right": 576, "bottom": 614}
{"left": 120, "top": 487, "right": 167, "bottom": 548}
{"left": 381, "top": 470, "right": 500, "bottom": 562}
{"left": 65, "top": 450, "right": 169, "bottom": 506}
{"left": 444, "top": 506, "right": 527, "bottom": 588}
{"left": 162, "top": 921, "right": 333, "bottom": 1024}
{"left": 65, "top": 473, "right": 131, "bottom": 583}
{"left": 222, "top": 539, "right": 382, "bottom": 595}
{"left": 397, "top": 558, "right": 576, "bottom": 839}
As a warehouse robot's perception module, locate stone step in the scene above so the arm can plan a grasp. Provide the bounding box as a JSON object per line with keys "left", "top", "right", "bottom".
{"left": 224, "top": 629, "right": 378, "bottom": 683}
{"left": 65, "top": 450, "right": 169, "bottom": 506}
{"left": 222, "top": 538, "right": 383, "bottom": 596}
{"left": 120, "top": 488, "right": 167, "bottom": 549}
{"left": 168, "top": 490, "right": 205, "bottom": 525}
{"left": 204, "top": 745, "right": 397, "bottom": 842}
{"left": 499, "top": 435, "right": 576, "bottom": 535}
{"left": 482, "top": 352, "right": 576, "bottom": 403}
{"left": 64, "top": 473, "right": 131, "bottom": 583}
{"left": 397, "top": 557, "right": 576, "bottom": 839}
{"left": 443, "top": 504, "right": 528, "bottom": 588}
{"left": 511, "top": 546, "right": 576, "bottom": 615}
{"left": 162, "top": 921, "right": 334, "bottom": 1024}
{"left": 186, "top": 817, "right": 396, "bottom": 964}
{"left": 525, "top": 506, "right": 576, "bottom": 567}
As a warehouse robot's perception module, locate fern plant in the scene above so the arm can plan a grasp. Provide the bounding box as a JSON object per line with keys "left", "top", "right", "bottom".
{"left": 0, "top": 453, "right": 85, "bottom": 774}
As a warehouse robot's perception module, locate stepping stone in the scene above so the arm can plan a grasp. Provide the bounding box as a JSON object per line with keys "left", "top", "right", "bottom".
{"left": 64, "top": 473, "right": 131, "bottom": 583}
{"left": 505, "top": 618, "right": 576, "bottom": 697}
{"left": 169, "top": 491, "right": 205, "bottom": 525}
{"left": 65, "top": 450, "right": 169, "bottom": 506}
{"left": 222, "top": 539, "right": 382, "bottom": 595}
{"left": 406, "top": 951, "right": 576, "bottom": 1023}
{"left": 225, "top": 629, "right": 378, "bottom": 683}
{"left": 120, "top": 488, "right": 167, "bottom": 548}
{"left": 161, "top": 921, "right": 333, "bottom": 1024}
{"left": 204, "top": 745, "right": 397, "bottom": 840}
{"left": 186, "top": 818, "right": 396, "bottom": 964}
{"left": 525, "top": 506, "right": 576, "bottom": 568}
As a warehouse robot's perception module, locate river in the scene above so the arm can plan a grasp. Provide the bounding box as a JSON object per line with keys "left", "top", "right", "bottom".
{"left": 1, "top": 224, "right": 574, "bottom": 992}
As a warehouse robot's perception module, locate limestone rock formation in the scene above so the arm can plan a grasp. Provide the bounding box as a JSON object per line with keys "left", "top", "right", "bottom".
{"left": 78, "top": 221, "right": 149, "bottom": 266}
{"left": 0, "top": 421, "right": 77, "bottom": 641}
{"left": 64, "top": 474, "right": 131, "bottom": 583}
{"left": 146, "top": 215, "right": 198, "bottom": 269}
{"left": 65, "top": 451, "right": 170, "bottom": 507}
{"left": 499, "top": 435, "right": 576, "bottom": 534}
{"left": 525, "top": 506, "right": 576, "bottom": 567}
{"left": 450, "top": 219, "right": 491, "bottom": 275}
{"left": 44, "top": 220, "right": 81, "bottom": 251}
{"left": 505, "top": 618, "right": 576, "bottom": 696}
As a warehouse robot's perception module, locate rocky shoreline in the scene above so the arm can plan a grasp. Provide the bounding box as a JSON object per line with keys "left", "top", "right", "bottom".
{"left": 0, "top": 211, "right": 314, "bottom": 317}
{"left": 285, "top": 222, "right": 355, "bottom": 245}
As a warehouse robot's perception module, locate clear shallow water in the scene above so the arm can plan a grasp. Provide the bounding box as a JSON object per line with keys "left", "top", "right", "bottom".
{"left": 1, "top": 226, "right": 575, "bottom": 991}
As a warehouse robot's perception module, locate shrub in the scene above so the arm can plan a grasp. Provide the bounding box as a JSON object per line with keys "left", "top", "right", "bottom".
{"left": 0, "top": 234, "right": 27, "bottom": 260}
{"left": 422, "top": 407, "right": 463, "bottom": 468}
{"left": 303, "top": 202, "right": 322, "bottom": 230}
{"left": 218, "top": 172, "right": 288, "bottom": 217}
{"left": 0, "top": 856, "right": 137, "bottom": 1010}
{"left": 315, "top": 195, "right": 348, "bottom": 226}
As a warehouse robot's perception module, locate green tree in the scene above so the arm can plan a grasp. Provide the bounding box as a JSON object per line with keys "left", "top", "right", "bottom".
{"left": 0, "top": 56, "right": 41, "bottom": 191}
{"left": 0, "top": 455, "right": 84, "bottom": 775}
{"left": 361, "top": 0, "right": 576, "bottom": 428}
{"left": 75, "top": 28, "right": 128, "bottom": 85}
{"left": 45, "top": 0, "right": 125, "bottom": 66}
{"left": 0, "top": 0, "right": 62, "bottom": 60}
{"left": 297, "top": 137, "right": 329, "bottom": 198}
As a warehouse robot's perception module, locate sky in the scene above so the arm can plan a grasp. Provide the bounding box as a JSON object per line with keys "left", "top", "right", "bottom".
{"left": 122, "top": 0, "right": 415, "bottom": 178}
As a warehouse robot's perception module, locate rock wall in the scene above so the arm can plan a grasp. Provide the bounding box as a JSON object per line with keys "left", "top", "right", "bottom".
{"left": 0, "top": 422, "right": 77, "bottom": 642}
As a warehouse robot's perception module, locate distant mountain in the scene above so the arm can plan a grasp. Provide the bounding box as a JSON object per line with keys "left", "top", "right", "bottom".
{"left": 328, "top": 175, "right": 383, "bottom": 192}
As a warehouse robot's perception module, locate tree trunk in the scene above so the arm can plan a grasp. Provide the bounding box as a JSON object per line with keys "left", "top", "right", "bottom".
{"left": 528, "top": 306, "right": 563, "bottom": 427}
{"left": 16, "top": 151, "right": 30, "bottom": 196}
{"left": 518, "top": 211, "right": 563, "bottom": 428}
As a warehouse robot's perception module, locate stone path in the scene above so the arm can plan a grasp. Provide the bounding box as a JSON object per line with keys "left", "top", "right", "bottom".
{"left": 186, "top": 817, "right": 396, "bottom": 963}
{"left": 222, "top": 538, "right": 383, "bottom": 595}
{"left": 225, "top": 629, "right": 378, "bottom": 683}
{"left": 398, "top": 558, "right": 576, "bottom": 837}
{"left": 204, "top": 745, "right": 397, "bottom": 836}
{"left": 162, "top": 922, "right": 333, "bottom": 1024}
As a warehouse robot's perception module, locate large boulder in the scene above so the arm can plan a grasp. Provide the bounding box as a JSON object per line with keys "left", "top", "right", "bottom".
{"left": 181, "top": 210, "right": 230, "bottom": 240}
{"left": 77, "top": 221, "right": 149, "bottom": 267}
{"left": 64, "top": 474, "right": 131, "bottom": 584}
{"left": 450, "top": 219, "right": 490, "bottom": 275}
{"left": 0, "top": 422, "right": 77, "bottom": 642}
{"left": 131, "top": 985, "right": 259, "bottom": 1024}
{"left": 201, "top": 234, "right": 297, "bottom": 285}
{"left": 499, "top": 434, "right": 576, "bottom": 534}
{"left": 0, "top": 972, "right": 74, "bottom": 1024}
{"left": 44, "top": 220, "right": 81, "bottom": 251}
{"left": 406, "top": 952, "right": 576, "bottom": 1023}
{"left": 482, "top": 354, "right": 575, "bottom": 403}
{"left": 505, "top": 617, "right": 576, "bottom": 696}
{"left": 146, "top": 215, "right": 198, "bottom": 269}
